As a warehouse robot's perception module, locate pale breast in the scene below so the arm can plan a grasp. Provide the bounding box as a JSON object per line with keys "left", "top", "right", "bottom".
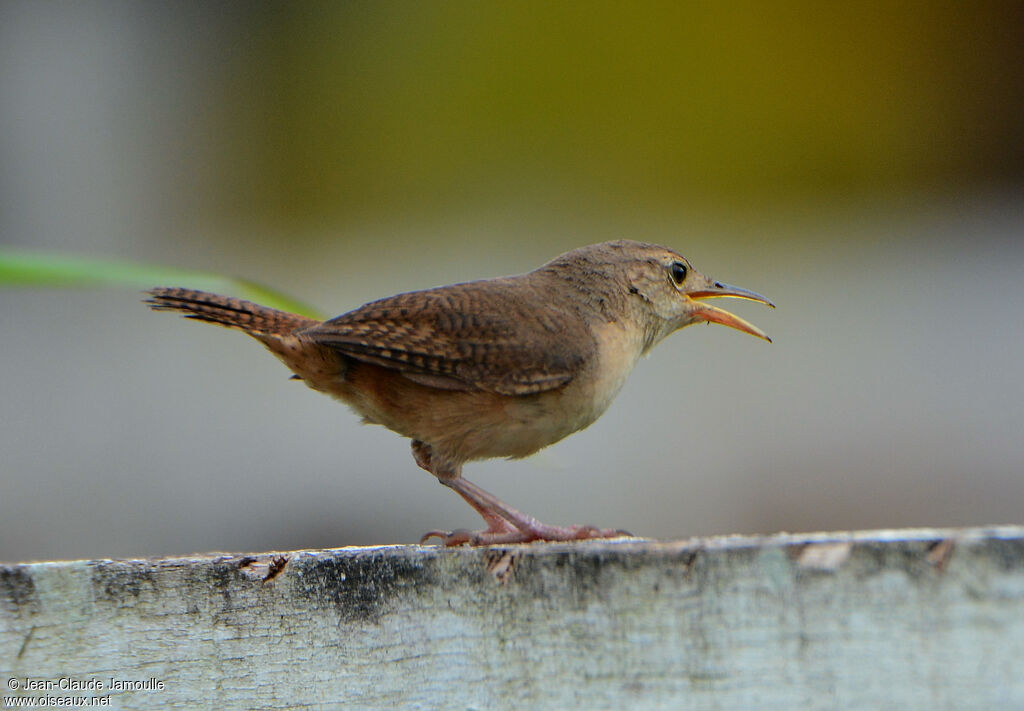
{"left": 451, "top": 319, "right": 647, "bottom": 461}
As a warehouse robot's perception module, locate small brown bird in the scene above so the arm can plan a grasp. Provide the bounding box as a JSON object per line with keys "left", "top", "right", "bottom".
{"left": 146, "top": 240, "right": 772, "bottom": 545}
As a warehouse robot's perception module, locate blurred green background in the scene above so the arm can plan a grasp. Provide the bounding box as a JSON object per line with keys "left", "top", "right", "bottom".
{"left": 2, "top": 1, "right": 1022, "bottom": 561}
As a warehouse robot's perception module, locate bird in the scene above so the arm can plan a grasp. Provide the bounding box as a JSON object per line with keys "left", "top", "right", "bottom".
{"left": 145, "top": 240, "right": 772, "bottom": 545}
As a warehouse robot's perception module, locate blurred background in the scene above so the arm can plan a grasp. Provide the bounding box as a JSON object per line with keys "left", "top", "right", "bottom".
{"left": 1, "top": 1, "right": 1022, "bottom": 562}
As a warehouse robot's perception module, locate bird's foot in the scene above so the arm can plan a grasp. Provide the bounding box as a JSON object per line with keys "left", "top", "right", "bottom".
{"left": 421, "top": 522, "right": 630, "bottom": 547}
{"left": 421, "top": 474, "right": 631, "bottom": 546}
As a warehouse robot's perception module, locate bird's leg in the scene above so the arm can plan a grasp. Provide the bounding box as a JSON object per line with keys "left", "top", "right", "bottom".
{"left": 412, "top": 441, "right": 520, "bottom": 544}
{"left": 412, "top": 440, "right": 628, "bottom": 546}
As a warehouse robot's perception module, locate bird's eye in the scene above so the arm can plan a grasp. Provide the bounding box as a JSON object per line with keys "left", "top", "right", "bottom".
{"left": 670, "top": 262, "right": 688, "bottom": 285}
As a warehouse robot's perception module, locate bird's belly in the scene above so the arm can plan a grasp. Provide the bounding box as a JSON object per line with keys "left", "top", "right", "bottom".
{"left": 308, "top": 361, "right": 610, "bottom": 462}
{"left": 359, "top": 381, "right": 584, "bottom": 461}
{"left": 294, "top": 331, "right": 641, "bottom": 464}
{"left": 482, "top": 385, "right": 614, "bottom": 458}
{"left": 450, "top": 350, "right": 638, "bottom": 461}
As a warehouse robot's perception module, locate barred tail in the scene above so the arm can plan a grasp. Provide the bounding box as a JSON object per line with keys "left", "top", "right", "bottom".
{"left": 145, "top": 288, "right": 318, "bottom": 336}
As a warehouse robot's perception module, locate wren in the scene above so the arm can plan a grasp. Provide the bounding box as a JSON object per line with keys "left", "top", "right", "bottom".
{"left": 146, "top": 240, "right": 772, "bottom": 545}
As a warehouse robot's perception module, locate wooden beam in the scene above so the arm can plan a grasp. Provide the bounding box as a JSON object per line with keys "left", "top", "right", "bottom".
{"left": 2, "top": 527, "right": 1022, "bottom": 709}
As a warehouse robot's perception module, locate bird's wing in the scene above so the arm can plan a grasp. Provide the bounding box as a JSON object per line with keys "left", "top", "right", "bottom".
{"left": 300, "top": 279, "right": 592, "bottom": 396}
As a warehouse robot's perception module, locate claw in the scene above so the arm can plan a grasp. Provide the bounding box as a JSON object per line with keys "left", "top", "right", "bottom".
{"left": 419, "top": 529, "right": 449, "bottom": 545}
{"left": 420, "top": 529, "right": 468, "bottom": 545}
{"left": 420, "top": 528, "right": 476, "bottom": 546}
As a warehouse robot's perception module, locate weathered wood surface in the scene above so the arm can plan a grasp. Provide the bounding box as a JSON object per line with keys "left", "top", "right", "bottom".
{"left": 1, "top": 527, "right": 1022, "bottom": 710}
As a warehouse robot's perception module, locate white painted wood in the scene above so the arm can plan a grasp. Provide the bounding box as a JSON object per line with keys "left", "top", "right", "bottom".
{"left": 2, "top": 527, "right": 1022, "bottom": 709}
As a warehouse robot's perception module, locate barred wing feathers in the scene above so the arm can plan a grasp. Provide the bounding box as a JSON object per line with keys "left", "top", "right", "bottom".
{"left": 302, "top": 280, "right": 592, "bottom": 396}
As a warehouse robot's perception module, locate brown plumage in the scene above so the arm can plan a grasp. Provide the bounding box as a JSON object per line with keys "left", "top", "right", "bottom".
{"left": 146, "top": 240, "right": 773, "bottom": 545}
{"left": 146, "top": 289, "right": 317, "bottom": 336}
{"left": 307, "top": 279, "right": 596, "bottom": 395}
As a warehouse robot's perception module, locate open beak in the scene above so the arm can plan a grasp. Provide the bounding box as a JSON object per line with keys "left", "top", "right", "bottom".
{"left": 686, "top": 275, "right": 774, "bottom": 343}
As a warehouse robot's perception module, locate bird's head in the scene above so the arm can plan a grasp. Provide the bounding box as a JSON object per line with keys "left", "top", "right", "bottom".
{"left": 550, "top": 240, "right": 774, "bottom": 349}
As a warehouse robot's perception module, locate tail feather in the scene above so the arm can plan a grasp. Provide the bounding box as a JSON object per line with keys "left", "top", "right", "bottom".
{"left": 145, "top": 288, "right": 318, "bottom": 336}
